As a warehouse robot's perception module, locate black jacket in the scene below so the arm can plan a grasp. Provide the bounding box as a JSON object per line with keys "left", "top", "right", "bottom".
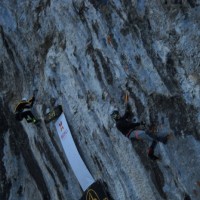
{"left": 116, "top": 110, "right": 141, "bottom": 137}
{"left": 15, "top": 96, "right": 35, "bottom": 113}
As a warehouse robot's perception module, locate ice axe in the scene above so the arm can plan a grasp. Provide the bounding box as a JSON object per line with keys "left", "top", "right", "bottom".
{"left": 124, "top": 90, "right": 129, "bottom": 105}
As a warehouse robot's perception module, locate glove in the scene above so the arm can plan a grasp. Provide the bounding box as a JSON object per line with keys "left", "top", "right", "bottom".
{"left": 29, "top": 96, "right": 35, "bottom": 105}
{"left": 148, "top": 154, "right": 160, "bottom": 161}
{"left": 148, "top": 147, "right": 160, "bottom": 160}
{"left": 31, "top": 96, "right": 35, "bottom": 102}
{"left": 148, "top": 147, "right": 154, "bottom": 156}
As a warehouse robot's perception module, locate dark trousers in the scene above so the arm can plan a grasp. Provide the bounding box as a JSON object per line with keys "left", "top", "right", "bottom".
{"left": 15, "top": 111, "right": 35, "bottom": 123}
{"left": 129, "top": 130, "right": 168, "bottom": 159}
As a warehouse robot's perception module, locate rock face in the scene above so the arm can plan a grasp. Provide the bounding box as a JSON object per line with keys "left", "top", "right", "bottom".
{"left": 1, "top": 0, "right": 200, "bottom": 199}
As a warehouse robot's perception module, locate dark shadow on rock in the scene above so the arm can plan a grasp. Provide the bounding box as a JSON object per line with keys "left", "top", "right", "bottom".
{"left": 131, "top": 140, "right": 167, "bottom": 199}
{"left": 0, "top": 100, "right": 11, "bottom": 199}
{"left": 148, "top": 94, "right": 199, "bottom": 140}
{"left": 1, "top": 102, "right": 51, "bottom": 199}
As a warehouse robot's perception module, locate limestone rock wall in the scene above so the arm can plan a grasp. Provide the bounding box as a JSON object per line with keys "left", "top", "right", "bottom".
{"left": 1, "top": 0, "right": 200, "bottom": 199}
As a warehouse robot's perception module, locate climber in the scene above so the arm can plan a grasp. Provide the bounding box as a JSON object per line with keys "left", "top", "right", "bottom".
{"left": 15, "top": 96, "right": 38, "bottom": 124}
{"left": 111, "top": 104, "right": 169, "bottom": 161}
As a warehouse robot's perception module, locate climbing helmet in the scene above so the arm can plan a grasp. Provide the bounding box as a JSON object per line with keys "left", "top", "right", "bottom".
{"left": 22, "top": 97, "right": 27, "bottom": 101}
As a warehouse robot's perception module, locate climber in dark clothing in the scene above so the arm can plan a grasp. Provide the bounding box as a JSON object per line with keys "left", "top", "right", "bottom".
{"left": 15, "top": 96, "right": 38, "bottom": 124}
{"left": 111, "top": 104, "right": 169, "bottom": 160}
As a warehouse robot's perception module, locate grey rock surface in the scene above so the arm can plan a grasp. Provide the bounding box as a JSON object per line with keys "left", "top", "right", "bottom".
{"left": 1, "top": 0, "right": 200, "bottom": 199}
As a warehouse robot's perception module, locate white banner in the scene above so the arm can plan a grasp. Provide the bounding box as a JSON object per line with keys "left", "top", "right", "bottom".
{"left": 55, "top": 113, "right": 95, "bottom": 191}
